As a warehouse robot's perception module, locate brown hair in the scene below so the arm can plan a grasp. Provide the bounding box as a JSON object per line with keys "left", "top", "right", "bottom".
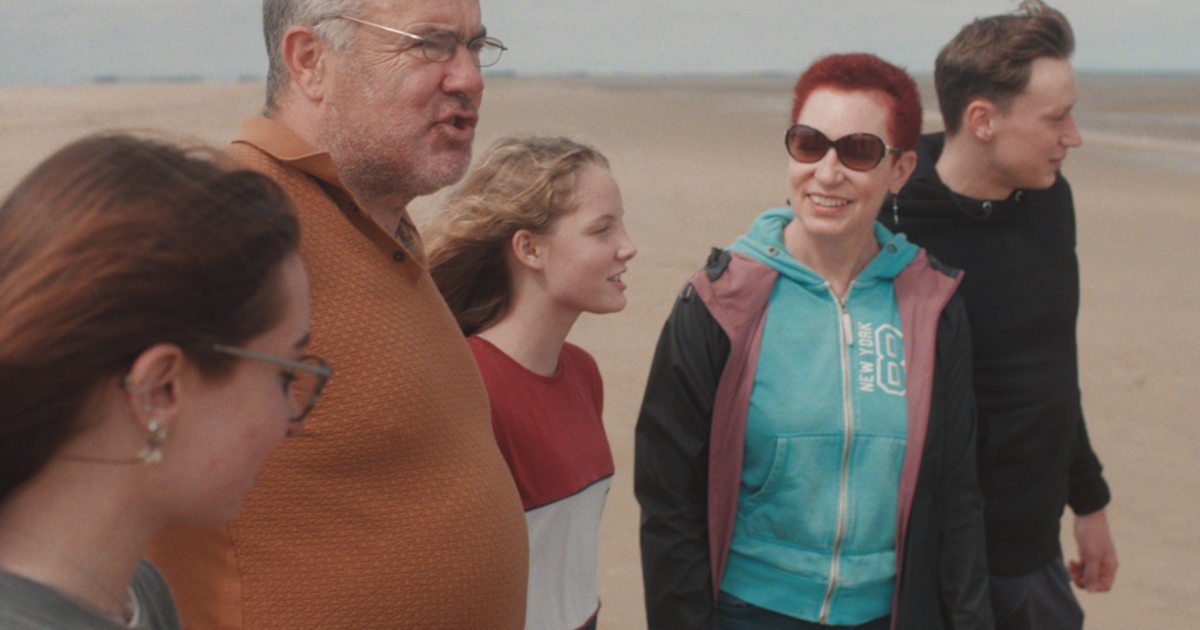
{"left": 427, "top": 136, "right": 609, "bottom": 337}
{"left": 935, "top": 0, "right": 1074, "bottom": 135}
{"left": 0, "top": 133, "right": 300, "bottom": 501}
{"left": 791, "top": 53, "right": 923, "bottom": 151}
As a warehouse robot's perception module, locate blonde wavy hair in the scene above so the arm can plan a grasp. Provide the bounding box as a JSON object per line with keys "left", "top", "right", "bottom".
{"left": 427, "top": 136, "right": 610, "bottom": 336}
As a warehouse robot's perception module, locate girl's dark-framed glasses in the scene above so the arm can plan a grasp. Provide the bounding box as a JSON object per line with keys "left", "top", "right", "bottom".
{"left": 212, "top": 344, "right": 332, "bottom": 423}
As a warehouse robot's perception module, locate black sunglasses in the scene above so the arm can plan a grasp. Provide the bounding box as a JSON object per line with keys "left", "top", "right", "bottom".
{"left": 785, "top": 124, "right": 901, "bottom": 172}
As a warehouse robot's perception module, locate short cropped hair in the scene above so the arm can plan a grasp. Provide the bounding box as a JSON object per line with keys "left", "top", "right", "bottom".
{"left": 427, "top": 136, "right": 610, "bottom": 337}
{"left": 263, "top": 0, "right": 362, "bottom": 113}
{"left": 791, "top": 53, "right": 923, "bottom": 151}
{"left": 0, "top": 134, "right": 300, "bottom": 502}
{"left": 935, "top": 0, "right": 1074, "bottom": 135}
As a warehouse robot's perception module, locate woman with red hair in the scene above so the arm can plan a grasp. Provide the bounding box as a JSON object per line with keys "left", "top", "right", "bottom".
{"left": 0, "top": 134, "right": 325, "bottom": 630}
{"left": 635, "top": 54, "right": 992, "bottom": 630}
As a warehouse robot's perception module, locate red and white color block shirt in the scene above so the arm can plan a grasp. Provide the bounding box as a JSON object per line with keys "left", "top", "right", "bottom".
{"left": 469, "top": 336, "right": 614, "bottom": 630}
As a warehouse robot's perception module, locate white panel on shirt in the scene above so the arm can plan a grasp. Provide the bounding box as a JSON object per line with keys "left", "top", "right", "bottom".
{"left": 523, "top": 477, "right": 611, "bottom": 630}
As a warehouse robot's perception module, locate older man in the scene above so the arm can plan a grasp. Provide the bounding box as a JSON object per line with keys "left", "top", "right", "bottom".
{"left": 147, "top": 1, "right": 528, "bottom": 628}
{"left": 882, "top": 2, "right": 1116, "bottom": 629}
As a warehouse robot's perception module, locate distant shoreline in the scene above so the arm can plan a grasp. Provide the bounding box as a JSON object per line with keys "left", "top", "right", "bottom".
{"left": 2, "top": 74, "right": 1197, "bottom": 170}
{"left": 0, "top": 68, "right": 1197, "bottom": 88}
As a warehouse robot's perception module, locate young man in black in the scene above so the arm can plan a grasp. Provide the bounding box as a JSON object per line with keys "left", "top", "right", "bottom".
{"left": 881, "top": 2, "right": 1117, "bottom": 628}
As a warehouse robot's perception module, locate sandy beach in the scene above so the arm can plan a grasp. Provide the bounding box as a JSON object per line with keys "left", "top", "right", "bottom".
{"left": 2, "top": 74, "right": 1197, "bottom": 628}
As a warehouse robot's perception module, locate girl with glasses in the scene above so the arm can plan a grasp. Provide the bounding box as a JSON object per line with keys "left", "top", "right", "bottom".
{"left": 635, "top": 54, "right": 992, "bottom": 630}
{"left": 0, "top": 134, "right": 318, "bottom": 630}
{"left": 428, "top": 136, "right": 636, "bottom": 630}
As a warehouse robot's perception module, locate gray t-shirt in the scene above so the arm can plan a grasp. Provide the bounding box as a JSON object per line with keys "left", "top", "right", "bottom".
{"left": 0, "top": 560, "right": 181, "bottom": 630}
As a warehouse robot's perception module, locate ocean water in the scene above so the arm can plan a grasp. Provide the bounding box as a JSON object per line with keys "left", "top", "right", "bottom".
{"left": 1078, "top": 126, "right": 1200, "bottom": 176}
{"left": 1074, "top": 108, "right": 1200, "bottom": 177}
{"left": 1076, "top": 111, "right": 1200, "bottom": 139}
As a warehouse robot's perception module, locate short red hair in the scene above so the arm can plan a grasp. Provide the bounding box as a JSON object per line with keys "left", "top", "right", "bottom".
{"left": 791, "top": 53, "right": 923, "bottom": 151}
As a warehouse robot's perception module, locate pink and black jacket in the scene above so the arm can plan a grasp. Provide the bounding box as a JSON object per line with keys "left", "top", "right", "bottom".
{"left": 634, "top": 247, "right": 993, "bottom": 630}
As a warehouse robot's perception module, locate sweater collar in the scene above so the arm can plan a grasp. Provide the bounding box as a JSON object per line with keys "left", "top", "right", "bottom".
{"left": 902, "top": 132, "right": 1043, "bottom": 223}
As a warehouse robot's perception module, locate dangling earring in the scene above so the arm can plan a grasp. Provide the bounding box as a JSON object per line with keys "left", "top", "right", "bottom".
{"left": 892, "top": 194, "right": 900, "bottom": 226}
{"left": 137, "top": 418, "right": 168, "bottom": 465}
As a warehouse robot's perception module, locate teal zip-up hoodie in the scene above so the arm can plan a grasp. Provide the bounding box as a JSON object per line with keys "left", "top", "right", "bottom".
{"left": 720, "top": 207, "right": 919, "bottom": 625}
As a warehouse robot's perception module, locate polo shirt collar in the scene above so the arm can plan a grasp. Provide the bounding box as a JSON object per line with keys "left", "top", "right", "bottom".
{"left": 233, "top": 116, "right": 348, "bottom": 192}
{"left": 231, "top": 116, "right": 429, "bottom": 281}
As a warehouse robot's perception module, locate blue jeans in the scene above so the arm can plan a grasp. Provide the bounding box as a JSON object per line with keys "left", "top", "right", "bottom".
{"left": 716, "top": 591, "right": 890, "bottom": 630}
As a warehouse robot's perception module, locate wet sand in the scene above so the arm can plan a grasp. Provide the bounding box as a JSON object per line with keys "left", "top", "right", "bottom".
{"left": 2, "top": 74, "right": 1196, "bottom": 628}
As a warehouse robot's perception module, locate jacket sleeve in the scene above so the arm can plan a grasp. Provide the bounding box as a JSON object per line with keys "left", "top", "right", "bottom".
{"left": 634, "top": 283, "right": 731, "bottom": 630}
{"left": 935, "top": 294, "right": 995, "bottom": 630}
{"left": 1060, "top": 178, "right": 1111, "bottom": 516}
{"left": 1066, "top": 408, "right": 1111, "bottom": 515}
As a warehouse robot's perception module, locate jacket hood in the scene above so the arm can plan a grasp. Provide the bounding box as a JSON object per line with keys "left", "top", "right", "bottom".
{"left": 894, "top": 132, "right": 1061, "bottom": 226}
{"left": 729, "top": 207, "right": 919, "bottom": 288}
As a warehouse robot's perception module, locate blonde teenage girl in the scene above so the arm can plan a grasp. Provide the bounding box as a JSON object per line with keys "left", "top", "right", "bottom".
{"left": 428, "top": 137, "right": 636, "bottom": 630}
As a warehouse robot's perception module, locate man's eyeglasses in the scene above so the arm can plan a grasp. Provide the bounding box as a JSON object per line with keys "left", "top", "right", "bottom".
{"left": 331, "top": 15, "right": 507, "bottom": 68}
{"left": 212, "top": 344, "right": 332, "bottom": 424}
{"left": 785, "top": 124, "right": 902, "bottom": 172}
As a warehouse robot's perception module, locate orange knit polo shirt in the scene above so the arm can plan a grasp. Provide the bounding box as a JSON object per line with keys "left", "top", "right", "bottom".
{"left": 147, "top": 117, "right": 528, "bottom": 630}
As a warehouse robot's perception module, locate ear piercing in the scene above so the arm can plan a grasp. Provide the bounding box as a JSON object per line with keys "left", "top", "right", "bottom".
{"left": 123, "top": 374, "right": 151, "bottom": 395}
{"left": 137, "top": 419, "right": 169, "bottom": 465}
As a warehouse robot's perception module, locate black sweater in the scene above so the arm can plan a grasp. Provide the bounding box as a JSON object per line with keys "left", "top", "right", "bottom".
{"left": 880, "top": 133, "right": 1110, "bottom": 577}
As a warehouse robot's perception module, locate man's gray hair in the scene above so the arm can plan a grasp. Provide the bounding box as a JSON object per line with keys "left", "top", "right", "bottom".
{"left": 263, "top": 0, "right": 363, "bottom": 112}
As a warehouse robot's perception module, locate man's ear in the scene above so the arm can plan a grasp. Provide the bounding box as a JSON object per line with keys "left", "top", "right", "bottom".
{"left": 963, "top": 98, "right": 997, "bottom": 142}
{"left": 510, "top": 230, "right": 546, "bottom": 272}
{"left": 281, "top": 25, "right": 330, "bottom": 104}
{"left": 124, "top": 344, "right": 187, "bottom": 434}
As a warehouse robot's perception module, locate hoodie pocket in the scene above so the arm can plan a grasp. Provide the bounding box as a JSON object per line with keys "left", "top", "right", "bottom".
{"left": 739, "top": 434, "right": 846, "bottom": 550}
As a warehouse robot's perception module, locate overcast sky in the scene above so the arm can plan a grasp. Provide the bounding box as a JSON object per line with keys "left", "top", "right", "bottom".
{"left": 1, "top": 0, "right": 1196, "bottom": 85}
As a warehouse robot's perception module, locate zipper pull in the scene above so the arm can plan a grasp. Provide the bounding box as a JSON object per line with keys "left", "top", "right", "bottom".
{"left": 836, "top": 297, "right": 853, "bottom": 347}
